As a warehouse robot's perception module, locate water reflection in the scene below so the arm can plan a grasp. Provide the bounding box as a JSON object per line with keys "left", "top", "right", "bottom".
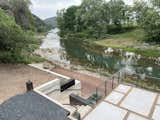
{"left": 39, "top": 29, "right": 160, "bottom": 78}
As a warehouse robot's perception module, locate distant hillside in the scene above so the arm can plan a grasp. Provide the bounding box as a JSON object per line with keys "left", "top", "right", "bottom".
{"left": 0, "top": 0, "right": 49, "bottom": 32}
{"left": 32, "top": 14, "right": 50, "bottom": 32}
{"left": 44, "top": 17, "right": 57, "bottom": 28}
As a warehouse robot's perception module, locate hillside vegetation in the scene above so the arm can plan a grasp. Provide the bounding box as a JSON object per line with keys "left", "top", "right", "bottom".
{"left": 0, "top": 0, "right": 49, "bottom": 32}
{"left": 95, "top": 29, "right": 145, "bottom": 48}
{"left": 57, "top": 0, "right": 160, "bottom": 44}
{"left": 44, "top": 17, "right": 57, "bottom": 28}
{"left": 0, "top": 0, "right": 46, "bottom": 63}
{"left": 95, "top": 29, "right": 160, "bottom": 57}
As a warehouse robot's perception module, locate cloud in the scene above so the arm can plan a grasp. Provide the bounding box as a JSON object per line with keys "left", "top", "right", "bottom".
{"left": 30, "top": 0, "right": 81, "bottom": 19}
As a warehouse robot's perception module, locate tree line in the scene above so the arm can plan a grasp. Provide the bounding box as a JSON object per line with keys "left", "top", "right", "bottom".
{"left": 57, "top": 0, "right": 160, "bottom": 43}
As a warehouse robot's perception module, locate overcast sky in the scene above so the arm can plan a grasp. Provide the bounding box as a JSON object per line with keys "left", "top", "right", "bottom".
{"left": 30, "top": 0, "right": 133, "bottom": 20}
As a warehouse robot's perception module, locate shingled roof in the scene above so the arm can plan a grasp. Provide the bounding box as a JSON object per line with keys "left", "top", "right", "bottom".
{"left": 0, "top": 91, "right": 69, "bottom": 120}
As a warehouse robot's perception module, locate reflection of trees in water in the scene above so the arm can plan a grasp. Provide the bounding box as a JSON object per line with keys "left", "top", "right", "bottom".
{"left": 60, "top": 37, "right": 122, "bottom": 73}
{"left": 60, "top": 36, "right": 160, "bottom": 78}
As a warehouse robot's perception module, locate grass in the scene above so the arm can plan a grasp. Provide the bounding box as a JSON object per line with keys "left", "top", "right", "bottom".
{"left": 95, "top": 29, "right": 144, "bottom": 48}
{"left": 95, "top": 29, "right": 160, "bottom": 57}
{"left": 110, "top": 29, "right": 144, "bottom": 40}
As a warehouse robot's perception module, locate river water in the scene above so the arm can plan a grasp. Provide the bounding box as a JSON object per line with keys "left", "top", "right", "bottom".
{"left": 39, "top": 29, "right": 160, "bottom": 79}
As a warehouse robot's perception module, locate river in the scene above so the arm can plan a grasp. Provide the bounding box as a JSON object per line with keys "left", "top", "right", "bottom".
{"left": 39, "top": 29, "right": 160, "bottom": 80}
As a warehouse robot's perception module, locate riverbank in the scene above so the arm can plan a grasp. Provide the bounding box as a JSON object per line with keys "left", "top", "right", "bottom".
{"left": 22, "top": 32, "right": 48, "bottom": 64}
{"left": 94, "top": 29, "right": 160, "bottom": 57}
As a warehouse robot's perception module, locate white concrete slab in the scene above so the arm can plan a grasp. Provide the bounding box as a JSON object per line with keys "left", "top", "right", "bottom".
{"left": 105, "top": 91, "right": 124, "bottom": 105}
{"left": 156, "top": 95, "right": 160, "bottom": 105}
{"left": 84, "top": 102, "right": 127, "bottom": 120}
{"left": 152, "top": 105, "right": 160, "bottom": 120}
{"left": 120, "top": 88, "right": 156, "bottom": 116}
{"left": 115, "top": 84, "right": 131, "bottom": 94}
{"left": 127, "top": 113, "right": 148, "bottom": 120}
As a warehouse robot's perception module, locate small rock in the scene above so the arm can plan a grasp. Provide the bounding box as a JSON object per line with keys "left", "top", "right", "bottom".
{"left": 43, "top": 61, "right": 56, "bottom": 70}
{"left": 104, "top": 47, "right": 114, "bottom": 54}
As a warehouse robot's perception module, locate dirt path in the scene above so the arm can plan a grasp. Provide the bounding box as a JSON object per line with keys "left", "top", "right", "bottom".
{"left": 0, "top": 64, "right": 57, "bottom": 103}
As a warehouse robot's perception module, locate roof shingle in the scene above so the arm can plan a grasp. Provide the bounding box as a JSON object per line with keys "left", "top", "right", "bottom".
{"left": 0, "top": 91, "right": 69, "bottom": 120}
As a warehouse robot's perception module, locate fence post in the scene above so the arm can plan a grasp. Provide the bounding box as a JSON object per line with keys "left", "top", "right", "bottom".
{"left": 112, "top": 77, "right": 114, "bottom": 89}
{"left": 118, "top": 72, "right": 120, "bottom": 84}
{"left": 154, "top": 80, "right": 156, "bottom": 90}
{"left": 96, "top": 87, "right": 98, "bottom": 104}
{"left": 136, "top": 75, "right": 138, "bottom": 87}
{"left": 26, "top": 80, "right": 33, "bottom": 92}
{"left": 105, "top": 80, "right": 107, "bottom": 96}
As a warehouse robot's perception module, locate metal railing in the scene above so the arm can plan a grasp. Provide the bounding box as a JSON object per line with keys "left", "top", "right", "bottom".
{"left": 119, "top": 71, "right": 160, "bottom": 92}
{"left": 84, "top": 70, "right": 160, "bottom": 106}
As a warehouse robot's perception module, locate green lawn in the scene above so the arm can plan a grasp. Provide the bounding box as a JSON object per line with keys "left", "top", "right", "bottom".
{"left": 95, "top": 29, "right": 144, "bottom": 48}
{"left": 110, "top": 29, "right": 144, "bottom": 40}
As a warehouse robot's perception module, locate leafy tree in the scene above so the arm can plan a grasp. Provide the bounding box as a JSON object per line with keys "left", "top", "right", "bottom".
{"left": 63, "top": 6, "right": 78, "bottom": 32}
{"left": 133, "top": 0, "right": 148, "bottom": 24}
{"left": 141, "top": 8, "right": 160, "bottom": 43}
{"left": 0, "top": 9, "right": 38, "bottom": 63}
{"left": 57, "top": 9, "right": 66, "bottom": 37}
{"left": 123, "top": 5, "right": 135, "bottom": 26}
{"left": 108, "top": 0, "right": 125, "bottom": 26}
{"left": 77, "top": 0, "right": 106, "bottom": 37}
{"left": 57, "top": 0, "right": 160, "bottom": 43}
{"left": 133, "top": 0, "right": 160, "bottom": 43}
{"left": 151, "top": 0, "right": 160, "bottom": 7}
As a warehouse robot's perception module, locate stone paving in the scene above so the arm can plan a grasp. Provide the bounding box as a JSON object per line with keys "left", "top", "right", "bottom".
{"left": 84, "top": 84, "right": 160, "bottom": 120}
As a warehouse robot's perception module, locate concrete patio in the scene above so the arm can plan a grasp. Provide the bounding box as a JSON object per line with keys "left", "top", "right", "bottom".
{"left": 84, "top": 84, "right": 160, "bottom": 120}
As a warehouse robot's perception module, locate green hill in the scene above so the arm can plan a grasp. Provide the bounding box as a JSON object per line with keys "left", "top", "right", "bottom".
{"left": 44, "top": 17, "right": 57, "bottom": 28}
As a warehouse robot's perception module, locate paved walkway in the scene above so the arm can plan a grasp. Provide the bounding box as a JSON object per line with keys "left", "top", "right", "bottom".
{"left": 84, "top": 84, "right": 160, "bottom": 120}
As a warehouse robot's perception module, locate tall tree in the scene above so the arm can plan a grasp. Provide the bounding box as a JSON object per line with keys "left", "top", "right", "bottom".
{"left": 151, "top": 0, "right": 160, "bottom": 7}
{"left": 63, "top": 6, "right": 78, "bottom": 32}
{"left": 141, "top": 8, "right": 160, "bottom": 42}
{"left": 108, "top": 0, "right": 125, "bottom": 26}
{"left": 133, "top": 0, "right": 160, "bottom": 43}
{"left": 76, "top": 0, "right": 106, "bottom": 37}
{"left": 133, "top": 0, "right": 148, "bottom": 24}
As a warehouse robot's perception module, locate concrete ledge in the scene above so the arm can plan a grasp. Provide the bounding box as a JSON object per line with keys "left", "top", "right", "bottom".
{"left": 35, "top": 78, "right": 60, "bottom": 94}
{"left": 34, "top": 89, "right": 71, "bottom": 113}
{"left": 28, "top": 63, "right": 70, "bottom": 79}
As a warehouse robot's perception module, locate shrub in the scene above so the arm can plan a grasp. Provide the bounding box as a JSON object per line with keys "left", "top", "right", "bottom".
{"left": 0, "top": 9, "right": 39, "bottom": 63}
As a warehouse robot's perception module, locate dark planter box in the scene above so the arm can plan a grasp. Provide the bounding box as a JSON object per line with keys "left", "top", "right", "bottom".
{"left": 60, "top": 78, "right": 75, "bottom": 92}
